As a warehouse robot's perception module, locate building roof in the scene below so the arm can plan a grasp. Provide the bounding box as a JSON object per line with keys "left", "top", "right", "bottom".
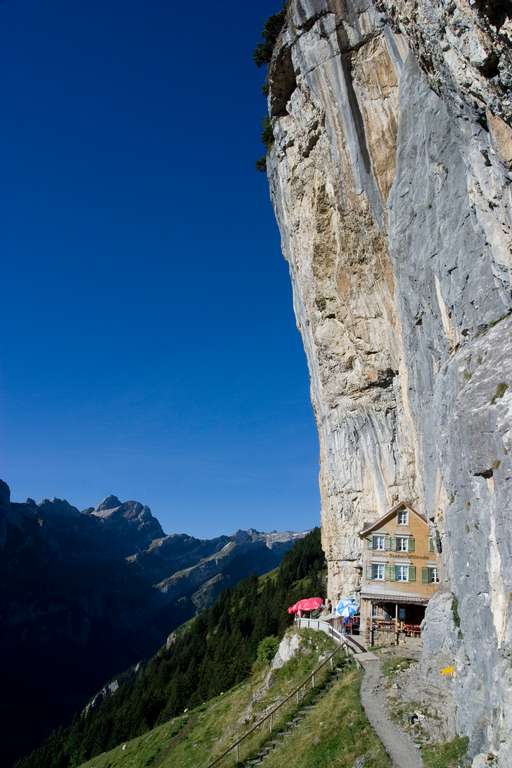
{"left": 359, "top": 501, "right": 428, "bottom": 537}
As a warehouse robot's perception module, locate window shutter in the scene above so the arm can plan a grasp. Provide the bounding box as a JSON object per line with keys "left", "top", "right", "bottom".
{"left": 429, "top": 537, "right": 435, "bottom": 552}
{"left": 389, "top": 535, "right": 396, "bottom": 551}
{"left": 422, "top": 567, "right": 429, "bottom": 584}
{"left": 367, "top": 565, "right": 373, "bottom": 580}
{"left": 387, "top": 564, "right": 396, "bottom": 582}
{"left": 367, "top": 537, "right": 373, "bottom": 550}
{"left": 409, "top": 565, "right": 416, "bottom": 582}
{"left": 409, "top": 537, "right": 415, "bottom": 553}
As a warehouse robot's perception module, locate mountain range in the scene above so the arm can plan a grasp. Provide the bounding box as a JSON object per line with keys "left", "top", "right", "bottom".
{"left": 0, "top": 479, "right": 306, "bottom": 767}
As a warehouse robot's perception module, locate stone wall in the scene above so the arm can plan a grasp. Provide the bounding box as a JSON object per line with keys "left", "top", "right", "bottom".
{"left": 265, "top": 1, "right": 512, "bottom": 764}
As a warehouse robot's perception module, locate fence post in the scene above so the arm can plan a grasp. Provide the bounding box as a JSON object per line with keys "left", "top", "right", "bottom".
{"left": 312, "top": 672, "right": 315, "bottom": 688}
{"left": 296, "top": 689, "right": 300, "bottom": 704}
{"left": 236, "top": 743, "right": 240, "bottom": 762}
{"left": 329, "top": 656, "right": 333, "bottom": 670}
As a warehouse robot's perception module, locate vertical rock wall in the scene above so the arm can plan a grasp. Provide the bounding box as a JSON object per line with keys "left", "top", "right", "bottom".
{"left": 266, "top": 1, "right": 512, "bottom": 764}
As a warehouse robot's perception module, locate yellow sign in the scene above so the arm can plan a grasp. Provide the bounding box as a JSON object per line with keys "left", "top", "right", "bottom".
{"left": 440, "top": 665, "right": 455, "bottom": 677}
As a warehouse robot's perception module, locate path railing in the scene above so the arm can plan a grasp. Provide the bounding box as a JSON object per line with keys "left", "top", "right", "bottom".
{"left": 204, "top": 640, "right": 348, "bottom": 768}
{"left": 293, "top": 617, "right": 368, "bottom": 658}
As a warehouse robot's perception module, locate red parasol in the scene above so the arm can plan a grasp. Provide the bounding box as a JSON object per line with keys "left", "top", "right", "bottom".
{"left": 287, "top": 597, "right": 324, "bottom": 614}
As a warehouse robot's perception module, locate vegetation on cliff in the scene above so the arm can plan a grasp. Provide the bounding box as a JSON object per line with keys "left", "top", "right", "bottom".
{"left": 253, "top": 5, "right": 287, "bottom": 171}
{"left": 17, "top": 529, "right": 325, "bottom": 768}
{"left": 252, "top": 8, "right": 287, "bottom": 69}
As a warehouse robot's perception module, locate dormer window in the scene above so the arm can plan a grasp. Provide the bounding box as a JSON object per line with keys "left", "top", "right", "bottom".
{"left": 397, "top": 508, "right": 408, "bottom": 525}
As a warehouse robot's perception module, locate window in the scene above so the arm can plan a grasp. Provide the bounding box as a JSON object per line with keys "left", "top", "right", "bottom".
{"left": 396, "top": 564, "right": 409, "bottom": 582}
{"left": 372, "top": 534, "right": 385, "bottom": 550}
{"left": 422, "top": 566, "right": 440, "bottom": 584}
{"left": 396, "top": 536, "right": 409, "bottom": 552}
{"left": 397, "top": 508, "right": 408, "bottom": 525}
{"left": 372, "top": 563, "right": 385, "bottom": 581}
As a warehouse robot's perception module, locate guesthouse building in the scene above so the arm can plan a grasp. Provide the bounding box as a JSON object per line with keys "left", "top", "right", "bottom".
{"left": 358, "top": 502, "right": 441, "bottom": 646}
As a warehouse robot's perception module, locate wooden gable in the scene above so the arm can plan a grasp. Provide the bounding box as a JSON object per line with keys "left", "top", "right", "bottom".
{"left": 359, "top": 501, "right": 427, "bottom": 538}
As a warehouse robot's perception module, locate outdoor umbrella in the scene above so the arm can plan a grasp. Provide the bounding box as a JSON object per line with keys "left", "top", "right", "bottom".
{"left": 287, "top": 597, "right": 324, "bottom": 614}
{"left": 335, "top": 597, "right": 358, "bottom": 618}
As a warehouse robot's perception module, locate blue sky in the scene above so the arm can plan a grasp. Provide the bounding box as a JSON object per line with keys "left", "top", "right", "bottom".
{"left": 0, "top": 0, "right": 319, "bottom": 537}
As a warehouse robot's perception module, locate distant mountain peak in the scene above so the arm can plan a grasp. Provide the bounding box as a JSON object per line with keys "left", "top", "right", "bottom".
{"left": 95, "top": 494, "right": 122, "bottom": 513}
{"left": 90, "top": 495, "right": 165, "bottom": 549}
{"left": 38, "top": 498, "right": 81, "bottom": 518}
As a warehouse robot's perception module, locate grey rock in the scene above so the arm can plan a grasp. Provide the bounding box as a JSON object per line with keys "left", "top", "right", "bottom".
{"left": 265, "top": 1, "right": 512, "bottom": 764}
{"left": 90, "top": 495, "right": 165, "bottom": 550}
{"left": 38, "top": 497, "right": 81, "bottom": 518}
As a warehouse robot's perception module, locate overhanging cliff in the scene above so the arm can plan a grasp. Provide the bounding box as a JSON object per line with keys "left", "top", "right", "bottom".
{"left": 265, "top": 1, "right": 512, "bottom": 765}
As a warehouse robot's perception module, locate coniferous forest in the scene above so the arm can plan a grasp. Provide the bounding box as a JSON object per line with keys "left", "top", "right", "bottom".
{"left": 17, "top": 529, "right": 326, "bottom": 768}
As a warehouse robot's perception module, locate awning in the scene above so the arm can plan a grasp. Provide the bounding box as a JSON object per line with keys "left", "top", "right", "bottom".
{"left": 360, "top": 592, "right": 429, "bottom": 605}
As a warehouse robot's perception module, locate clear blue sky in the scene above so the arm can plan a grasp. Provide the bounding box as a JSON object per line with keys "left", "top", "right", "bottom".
{"left": 0, "top": 0, "right": 319, "bottom": 538}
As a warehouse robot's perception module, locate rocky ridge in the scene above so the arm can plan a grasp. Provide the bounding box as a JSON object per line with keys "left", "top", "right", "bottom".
{"left": 0, "top": 480, "right": 304, "bottom": 767}
{"left": 264, "top": 1, "right": 512, "bottom": 765}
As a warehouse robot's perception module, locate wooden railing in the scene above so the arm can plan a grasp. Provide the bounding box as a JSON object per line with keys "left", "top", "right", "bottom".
{"left": 204, "top": 639, "right": 348, "bottom": 768}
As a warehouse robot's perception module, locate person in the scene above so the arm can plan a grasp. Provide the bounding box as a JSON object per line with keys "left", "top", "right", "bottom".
{"left": 326, "top": 599, "right": 333, "bottom": 614}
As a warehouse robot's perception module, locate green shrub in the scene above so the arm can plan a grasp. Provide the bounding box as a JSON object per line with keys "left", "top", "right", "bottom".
{"left": 255, "top": 157, "right": 267, "bottom": 173}
{"left": 491, "top": 382, "right": 508, "bottom": 404}
{"left": 261, "top": 117, "right": 274, "bottom": 151}
{"left": 253, "top": 9, "right": 287, "bottom": 67}
{"left": 253, "top": 6, "right": 287, "bottom": 168}
{"left": 257, "top": 635, "right": 280, "bottom": 665}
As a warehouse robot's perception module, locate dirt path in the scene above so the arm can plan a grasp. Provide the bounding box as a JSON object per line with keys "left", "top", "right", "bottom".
{"left": 360, "top": 658, "right": 423, "bottom": 768}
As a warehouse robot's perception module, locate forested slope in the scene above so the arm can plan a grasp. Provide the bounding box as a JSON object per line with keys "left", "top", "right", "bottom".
{"left": 17, "top": 528, "right": 326, "bottom": 768}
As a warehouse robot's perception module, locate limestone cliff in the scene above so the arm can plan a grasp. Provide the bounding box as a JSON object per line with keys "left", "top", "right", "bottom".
{"left": 264, "top": 1, "right": 512, "bottom": 765}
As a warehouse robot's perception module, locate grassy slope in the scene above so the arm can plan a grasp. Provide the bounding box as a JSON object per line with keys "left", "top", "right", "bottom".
{"left": 262, "top": 668, "right": 391, "bottom": 768}
{"left": 78, "top": 631, "right": 388, "bottom": 768}
{"left": 422, "top": 737, "right": 469, "bottom": 768}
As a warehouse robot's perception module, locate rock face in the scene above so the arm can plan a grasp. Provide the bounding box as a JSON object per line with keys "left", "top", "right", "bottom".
{"left": 151, "top": 528, "right": 307, "bottom": 610}
{"left": 265, "top": 1, "right": 512, "bottom": 764}
{"left": 87, "top": 495, "right": 165, "bottom": 552}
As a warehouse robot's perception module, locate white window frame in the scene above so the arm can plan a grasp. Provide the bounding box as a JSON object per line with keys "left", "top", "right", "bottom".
{"left": 396, "top": 564, "right": 409, "bottom": 582}
{"left": 430, "top": 566, "right": 439, "bottom": 583}
{"left": 397, "top": 509, "right": 409, "bottom": 525}
{"left": 397, "top": 536, "right": 409, "bottom": 552}
{"left": 372, "top": 534, "right": 385, "bottom": 551}
{"left": 373, "top": 563, "right": 385, "bottom": 581}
